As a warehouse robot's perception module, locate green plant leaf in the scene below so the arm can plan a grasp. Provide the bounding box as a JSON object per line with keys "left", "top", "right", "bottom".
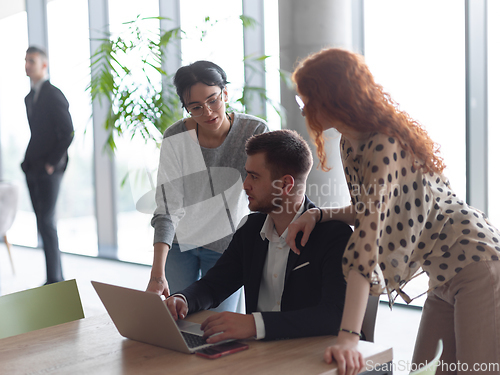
{"left": 240, "top": 15, "right": 259, "bottom": 28}
{"left": 86, "top": 13, "right": 283, "bottom": 160}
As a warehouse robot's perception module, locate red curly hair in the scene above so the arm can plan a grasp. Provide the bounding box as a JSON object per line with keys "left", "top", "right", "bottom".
{"left": 292, "top": 47, "right": 445, "bottom": 174}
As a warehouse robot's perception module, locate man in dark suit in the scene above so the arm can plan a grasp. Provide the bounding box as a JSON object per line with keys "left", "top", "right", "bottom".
{"left": 165, "top": 129, "right": 352, "bottom": 342}
{"left": 22, "top": 46, "right": 74, "bottom": 285}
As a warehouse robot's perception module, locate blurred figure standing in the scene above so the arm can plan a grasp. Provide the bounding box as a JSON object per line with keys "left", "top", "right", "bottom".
{"left": 22, "top": 46, "right": 74, "bottom": 284}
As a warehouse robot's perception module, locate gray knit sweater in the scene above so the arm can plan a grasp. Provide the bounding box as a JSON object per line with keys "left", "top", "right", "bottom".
{"left": 151, "top": 113, "right": 269, "bottom": 253}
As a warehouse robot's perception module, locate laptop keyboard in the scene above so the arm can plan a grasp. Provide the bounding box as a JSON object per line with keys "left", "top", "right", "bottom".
{"left": 181, "top": 331, "right": 208, "bottom": 348}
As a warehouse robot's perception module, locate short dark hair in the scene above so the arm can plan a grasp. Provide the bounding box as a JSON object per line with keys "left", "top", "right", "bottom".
{"left": 173, "top": 60, "right": 228, "bottom": 108}
{"left": 26, "top": 46, "right": 48, "bottom": 60}
{"left": 245, "top": 129, "right": 313, "bottom": 184}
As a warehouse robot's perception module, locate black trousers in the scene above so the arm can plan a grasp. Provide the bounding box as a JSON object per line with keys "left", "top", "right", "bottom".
{"left": 25, "top": 170, "right": 64, "bottom": 283}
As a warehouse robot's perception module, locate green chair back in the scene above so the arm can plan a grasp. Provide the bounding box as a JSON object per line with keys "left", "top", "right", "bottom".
{"left": 410, "top": 339, "right": 443, "bottom": 375}
{"left": 0, "top": 279, "right": 84, "bottom": 339}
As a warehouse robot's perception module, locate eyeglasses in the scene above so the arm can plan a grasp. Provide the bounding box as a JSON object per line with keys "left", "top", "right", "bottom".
{"left": 186, "top": 91, "right": 224, "bottom": 118}
{"left": 295, "top": 95, "right": 305, "bottom": 117}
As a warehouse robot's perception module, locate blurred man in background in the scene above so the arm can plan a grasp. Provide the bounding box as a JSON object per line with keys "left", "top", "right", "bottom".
{"left": 22, "top": 46, "right": 74, "bottom": 284}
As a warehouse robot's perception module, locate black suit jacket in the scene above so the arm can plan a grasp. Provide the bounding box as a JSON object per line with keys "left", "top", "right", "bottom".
{"left": 178, "top": 197, "right": 353, "bottom": 341}
{"left": 21, "top": 80, "right": 74, "bottom": 174}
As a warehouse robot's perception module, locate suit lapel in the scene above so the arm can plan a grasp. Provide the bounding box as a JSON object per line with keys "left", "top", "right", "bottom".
{"left": 25, "top": 90, "right": 35, "bottom": 118}
{"left": 246, "top": 237, "right": 269, "bottom": 312}
{"left": 284, "top": 250, "right": 300, "bottom": 285}
{"left": 27, "top": 81, "right": 49, "bottom": 117}
{"left": 284, "top": 196, "right": 315, "bottom": 285}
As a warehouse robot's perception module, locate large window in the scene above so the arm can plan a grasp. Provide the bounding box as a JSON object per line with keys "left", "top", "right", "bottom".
{"left": 488, "top": 0, "right": 500, "bottom": 225}
{"left": 0, "top": 9, "right": 36, "bottom": 247}
{"left": 107, "top": 0, "right": 161, "bottom": 264}
{"left": 106, "top": 1, "right": 251, "bottom": 264}
{"left": 0, "top": 1, "right": 96, "bottom": 255}
{"left": 263, "top": 0, "right": 281, "bottom": 130}
{"left": 179, "top": 0, "right": 281, "bottom": 129}
{"left": 364, "top": 0, "right": 466, "bottom": 305}
{"left": 180, "top": 0, "right": 245, "bottom": 113}
{"left": 47, "top": 0, "right": 97, "bottom": 257}
{"left": 8, "top": 0, "right": 494, "bottom": 272}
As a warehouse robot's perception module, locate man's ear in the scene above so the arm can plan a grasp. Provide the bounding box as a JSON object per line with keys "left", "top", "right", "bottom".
{"left": 282, "top": 175, "right": 295, "bottom": 195}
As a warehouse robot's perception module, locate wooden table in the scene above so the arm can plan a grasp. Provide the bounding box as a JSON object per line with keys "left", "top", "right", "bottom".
{"left": 0, "top": 311, "right": 392, "bottom": 374}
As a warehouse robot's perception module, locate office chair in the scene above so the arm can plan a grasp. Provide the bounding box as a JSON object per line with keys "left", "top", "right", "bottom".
{"left": 361, "top": 294, "right": 380, "bottom": 342}
{"left": 0, "top": 279, "right": 85, "bottom": 339}
{"left": 409, "top": 339, "right": 443, "bottom": 375}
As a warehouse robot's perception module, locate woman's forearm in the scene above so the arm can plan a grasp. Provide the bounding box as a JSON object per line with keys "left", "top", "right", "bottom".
{"left": 339, "top": 270, "right": 371, "bottom": 336}
{"left": 323, "top": 270, "right": 370, "bottom": 371}
{"left": 318, "top": 205, "right": 356, "bottom": 226}
{"left": 150, "top": 242, "right": 170, "bottom": 278}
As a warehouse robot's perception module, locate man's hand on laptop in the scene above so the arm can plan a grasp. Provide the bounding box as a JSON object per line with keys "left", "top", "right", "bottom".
{"left": 201, "top": 312, "right": 256, "bottom": 343}
{"left": 165, "top": 295, "right": 188, "bottom": 321}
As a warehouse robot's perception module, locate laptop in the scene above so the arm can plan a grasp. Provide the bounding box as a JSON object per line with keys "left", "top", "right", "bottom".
{"left": 91, "top": 281, "right": 234, "bottom": 354}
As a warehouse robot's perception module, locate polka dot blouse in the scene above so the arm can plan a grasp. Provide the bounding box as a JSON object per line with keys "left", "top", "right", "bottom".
{"left": 341, "top": 132, "right": 500, "bottom": 305}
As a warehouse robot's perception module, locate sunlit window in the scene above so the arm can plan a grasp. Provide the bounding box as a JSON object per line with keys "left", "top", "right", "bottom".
{"left": 0, "top": 9, "right": 35, "bottom": 247}
{"left": 47, "top": 0, "right": 97, "bottom": 257}
{"left": 264, "top": 0, "right": 281, "bottom": 130}
{"left": 10, "top": 1, "right": 493, "bottom": 275}
{"left": 364, "top": 0, "right": 466, "bottom": 306}
{"left": 105, "top": 1, "right": 257, "bottom": 264}
{"left": 488, "top": 0, "right": 500, "bottom": 225}
{"left": 180, "top": 0, "right": 245, "bottom": 113}
{"left": 107, "top": 0, "right": 161, "bottom": 264}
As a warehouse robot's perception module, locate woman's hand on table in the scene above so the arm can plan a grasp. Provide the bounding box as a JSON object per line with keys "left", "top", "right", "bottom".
{"left": 324, "top": 333, "right": 364, "bottom": 375}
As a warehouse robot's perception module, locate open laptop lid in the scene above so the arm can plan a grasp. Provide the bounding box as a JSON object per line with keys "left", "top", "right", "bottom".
{"left": 91, "top": 281, "right": 196, "bottom": 353}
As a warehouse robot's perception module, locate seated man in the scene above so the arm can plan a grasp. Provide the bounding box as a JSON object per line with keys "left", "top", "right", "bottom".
{"left": 166, "top": 129, "right": 352, "bottom": 343}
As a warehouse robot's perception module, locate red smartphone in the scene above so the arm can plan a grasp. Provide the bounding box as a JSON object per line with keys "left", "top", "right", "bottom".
{"left": 195, "top": 341, "right": 249, "bottom": 359}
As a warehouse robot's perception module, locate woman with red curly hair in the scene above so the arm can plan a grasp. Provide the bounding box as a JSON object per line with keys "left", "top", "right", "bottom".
{"left": 286, "top": 47, "right": 500, "bottom": 375}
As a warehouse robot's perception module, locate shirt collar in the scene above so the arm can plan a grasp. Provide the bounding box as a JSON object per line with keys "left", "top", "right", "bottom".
{"left": 259, "top": 197, "right": 306, "bottom": 242}
{"left": 31, "top": 76, "right": 48, "bottom": 92}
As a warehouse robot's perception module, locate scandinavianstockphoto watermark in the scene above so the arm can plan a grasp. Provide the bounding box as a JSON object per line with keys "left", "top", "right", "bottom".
{"left": 366, "top": 359, "right": 500, "bottom": 373}
{"left": 275, "top": 178, "right": 395, "bottom": 199}
{"left": 271, "top": 179, "right": 398, "bottom": 215}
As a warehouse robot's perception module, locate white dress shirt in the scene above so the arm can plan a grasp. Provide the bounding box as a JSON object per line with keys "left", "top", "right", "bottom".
{"left": 252, "top": 198, "right": 305, "bottom": 339}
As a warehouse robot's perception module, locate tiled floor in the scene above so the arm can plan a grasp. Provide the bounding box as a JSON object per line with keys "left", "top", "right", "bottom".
{"left": 0, "top": 244, "right": 422, "bottom": 375}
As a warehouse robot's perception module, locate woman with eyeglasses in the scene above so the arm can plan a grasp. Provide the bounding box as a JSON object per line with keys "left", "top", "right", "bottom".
{"left": 147, "top": 60, "right": 268, "bottom": 312}
{"left": 286, "top": 48, "right": 500, "bottom": 375}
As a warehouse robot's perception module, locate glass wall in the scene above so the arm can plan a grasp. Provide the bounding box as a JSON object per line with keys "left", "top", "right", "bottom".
{"left": 5, "top": 0, "right": 494, "bottom": 271}
{"left": 108, "top": 0, "right": 161, "bottom": 264}
{"left": 364, "top": 0, "right": 466, "bottom": 305}
{"left": 488, "top": 0, "right": 500, "bottom": 225}
{"left": 0, "top": 0, "right": 275, "bottom": 265}
{"left": 263, "top": 0, "right": 281, "bottom": 131}
{"left": 180, "top": 0, "right": 245, "bottom": 113}
{"left": 0, "top": 8, "right": 36, "bottom": 247}
{"left": 0, "top": 0, "right": 97, "bottom": 256}
{"left": 104, "top": 0, "right": 253, "bottom": 264}
{"left": 47, "top": 0, "right": 97, "bottom": 257}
